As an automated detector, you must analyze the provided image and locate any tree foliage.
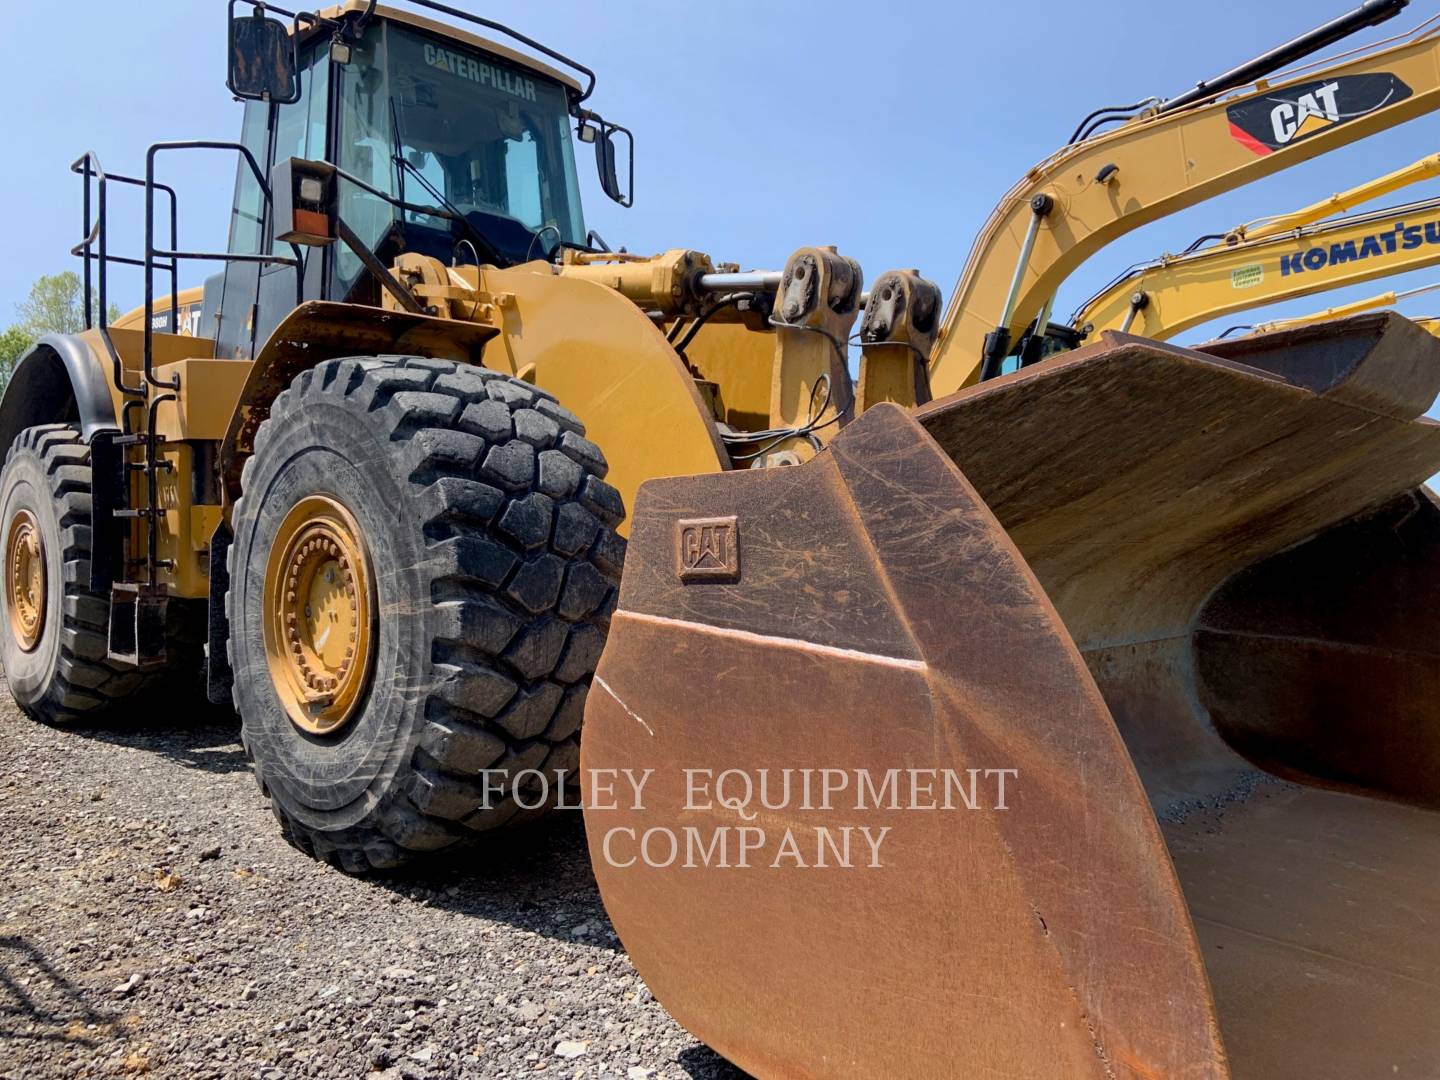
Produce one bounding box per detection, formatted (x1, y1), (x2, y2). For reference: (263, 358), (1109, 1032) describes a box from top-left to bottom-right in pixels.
(0, 326), (30, 388)
(0, 272), (122, 392)
(16, 271), (119, 337)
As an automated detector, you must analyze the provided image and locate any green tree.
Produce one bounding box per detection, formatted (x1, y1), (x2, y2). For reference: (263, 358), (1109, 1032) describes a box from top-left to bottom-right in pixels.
(16, 271), (118, 337)
(0, 325), (31, 390)
(0, 272), (122, 393)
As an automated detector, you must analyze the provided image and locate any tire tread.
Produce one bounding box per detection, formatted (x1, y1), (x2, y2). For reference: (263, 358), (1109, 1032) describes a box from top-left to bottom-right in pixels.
(230, 358), (623, 872)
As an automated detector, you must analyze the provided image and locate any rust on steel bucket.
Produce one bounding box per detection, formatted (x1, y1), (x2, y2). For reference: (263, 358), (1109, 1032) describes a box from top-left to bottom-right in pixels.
(584, 313), (1440, 1078)
(916, 313), (1440, 1077)
(583, 403), (1225, 1078)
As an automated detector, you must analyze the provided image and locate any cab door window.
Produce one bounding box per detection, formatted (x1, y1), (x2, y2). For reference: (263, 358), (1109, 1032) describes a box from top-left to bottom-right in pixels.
(270, 46), (332, 256)
(227, 100), (269, 256)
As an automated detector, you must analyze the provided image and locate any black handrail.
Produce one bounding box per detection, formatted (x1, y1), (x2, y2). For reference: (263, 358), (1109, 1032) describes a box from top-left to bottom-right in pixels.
(349, 0), (597, 104)
(235, 0), (598, 104)
(70, 152), (179, 405)
(142, 140), (304, 392)
(70, 139), (306, 590)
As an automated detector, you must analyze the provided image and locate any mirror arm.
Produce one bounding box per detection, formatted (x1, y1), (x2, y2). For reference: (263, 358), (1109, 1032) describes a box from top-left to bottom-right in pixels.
(587, 115), (634, 209)
(611, 121), (634, 209)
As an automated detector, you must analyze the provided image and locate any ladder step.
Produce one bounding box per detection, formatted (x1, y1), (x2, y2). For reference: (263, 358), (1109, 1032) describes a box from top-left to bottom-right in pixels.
(114, 434), (167, 447)
(112, 508), (159, 519)
(107, 585), (168, 670)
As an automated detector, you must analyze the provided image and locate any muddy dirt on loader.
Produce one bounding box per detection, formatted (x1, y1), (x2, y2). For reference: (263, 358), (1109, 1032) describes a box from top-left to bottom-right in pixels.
(583, 312), (1440, 1079)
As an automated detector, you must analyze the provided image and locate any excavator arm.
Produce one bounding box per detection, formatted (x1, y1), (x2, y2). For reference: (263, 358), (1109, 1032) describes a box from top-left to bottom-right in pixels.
(929, 0), (1440, 392)
(1247, 283), (1440, 333)
(1072, 157), (1440, 341)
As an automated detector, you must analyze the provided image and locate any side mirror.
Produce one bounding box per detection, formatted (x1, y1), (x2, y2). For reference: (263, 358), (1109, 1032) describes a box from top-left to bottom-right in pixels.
(585, 118), (634, 208)
(227, 2), (300, 104)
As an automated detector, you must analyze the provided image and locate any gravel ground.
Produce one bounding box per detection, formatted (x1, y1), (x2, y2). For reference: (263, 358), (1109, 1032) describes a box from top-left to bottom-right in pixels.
(0, 683), (745, 1080)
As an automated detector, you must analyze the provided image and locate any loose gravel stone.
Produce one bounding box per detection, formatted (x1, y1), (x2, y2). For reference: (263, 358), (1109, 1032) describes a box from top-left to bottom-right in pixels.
(0, 682), (746, 1079)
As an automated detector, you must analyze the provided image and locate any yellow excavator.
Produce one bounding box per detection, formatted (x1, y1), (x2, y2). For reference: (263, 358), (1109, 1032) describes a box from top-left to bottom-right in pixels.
(2, 1), (1439, 1077)
(1072, 152), (1440, 342)
(926, 0), (1440, 388)
(1241, 283), (1440, 334)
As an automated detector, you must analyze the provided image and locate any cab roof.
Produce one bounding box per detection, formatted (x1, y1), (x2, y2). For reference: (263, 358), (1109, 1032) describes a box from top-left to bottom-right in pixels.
(312, 2), (583, 95)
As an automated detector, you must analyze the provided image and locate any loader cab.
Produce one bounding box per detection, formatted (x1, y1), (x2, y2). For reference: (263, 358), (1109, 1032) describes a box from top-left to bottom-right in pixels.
(209, 4), (604, 360)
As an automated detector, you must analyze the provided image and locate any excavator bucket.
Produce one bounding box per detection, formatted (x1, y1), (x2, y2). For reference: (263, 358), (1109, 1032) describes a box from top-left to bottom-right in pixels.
(582, 312), (1440, 1078)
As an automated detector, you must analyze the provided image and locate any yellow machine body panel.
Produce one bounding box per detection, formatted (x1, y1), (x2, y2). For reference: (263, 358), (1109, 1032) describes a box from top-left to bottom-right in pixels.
(678, 322), (774, 431)
(215, 271), (731, 541)
(153, 443), (221, 600)
(71, 328), (215, 433)
(152, 359), (251, 442)
(112, 286), (206, 336)
(458, 265), (730, 529)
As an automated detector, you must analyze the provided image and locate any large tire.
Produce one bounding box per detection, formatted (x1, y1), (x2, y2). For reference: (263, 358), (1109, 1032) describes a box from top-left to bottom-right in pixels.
(0, 425), (153, 722)
(228, 356), (625, 872)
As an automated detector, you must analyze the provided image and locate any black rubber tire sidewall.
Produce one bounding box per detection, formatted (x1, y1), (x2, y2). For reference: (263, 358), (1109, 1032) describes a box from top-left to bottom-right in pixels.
(0, 443), (66, 707)
(230, 407), (425, 831)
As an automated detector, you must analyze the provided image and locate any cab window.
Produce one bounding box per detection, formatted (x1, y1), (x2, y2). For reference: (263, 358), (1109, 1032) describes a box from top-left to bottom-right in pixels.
(270, 46), (332, 255)
(228, 100), (269, 256)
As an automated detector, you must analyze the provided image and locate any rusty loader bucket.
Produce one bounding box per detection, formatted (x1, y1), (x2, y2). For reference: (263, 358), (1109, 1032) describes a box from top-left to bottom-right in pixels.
(582, 312), (1440, 1078)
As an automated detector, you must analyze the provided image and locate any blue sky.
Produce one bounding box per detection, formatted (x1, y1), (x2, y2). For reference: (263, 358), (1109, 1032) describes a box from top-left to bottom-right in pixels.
(3, 0), (1440, 344)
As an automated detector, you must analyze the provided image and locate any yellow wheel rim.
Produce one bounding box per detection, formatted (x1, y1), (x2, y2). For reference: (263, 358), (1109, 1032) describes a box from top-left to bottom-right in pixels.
(5, 509), (45, 653)
(263, 495), (376, 736)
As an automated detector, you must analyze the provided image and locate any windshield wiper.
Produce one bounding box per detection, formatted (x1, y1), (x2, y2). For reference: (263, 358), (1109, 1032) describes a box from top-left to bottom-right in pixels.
(387, 98), (508, 267)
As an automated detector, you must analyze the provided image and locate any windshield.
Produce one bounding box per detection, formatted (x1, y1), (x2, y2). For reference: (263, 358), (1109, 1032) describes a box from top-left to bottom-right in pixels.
(335, 21), (586, 289)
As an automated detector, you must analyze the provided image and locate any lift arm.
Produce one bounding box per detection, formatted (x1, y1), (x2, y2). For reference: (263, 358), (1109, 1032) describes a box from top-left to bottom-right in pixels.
(929, 5), (1440, 392)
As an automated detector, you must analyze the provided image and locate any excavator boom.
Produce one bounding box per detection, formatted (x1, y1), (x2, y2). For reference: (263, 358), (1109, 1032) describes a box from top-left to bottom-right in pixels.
(930, 3), (1440, 390)
(1074, 189), (1440, 340)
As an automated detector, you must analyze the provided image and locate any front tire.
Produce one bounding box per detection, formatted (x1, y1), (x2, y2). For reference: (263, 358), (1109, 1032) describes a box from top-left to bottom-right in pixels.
(228, 356), (624, 872)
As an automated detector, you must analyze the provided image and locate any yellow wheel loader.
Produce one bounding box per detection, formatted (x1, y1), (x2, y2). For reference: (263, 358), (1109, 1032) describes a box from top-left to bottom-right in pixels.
(5, 0), (884, 869)
(111, 286), (206, 337)
(2, 1), (1440, 1077)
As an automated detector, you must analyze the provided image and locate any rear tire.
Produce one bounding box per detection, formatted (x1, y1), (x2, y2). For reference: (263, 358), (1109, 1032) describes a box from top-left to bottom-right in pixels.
(0, 425), (154, 722)
(228, 356), (624, 872)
